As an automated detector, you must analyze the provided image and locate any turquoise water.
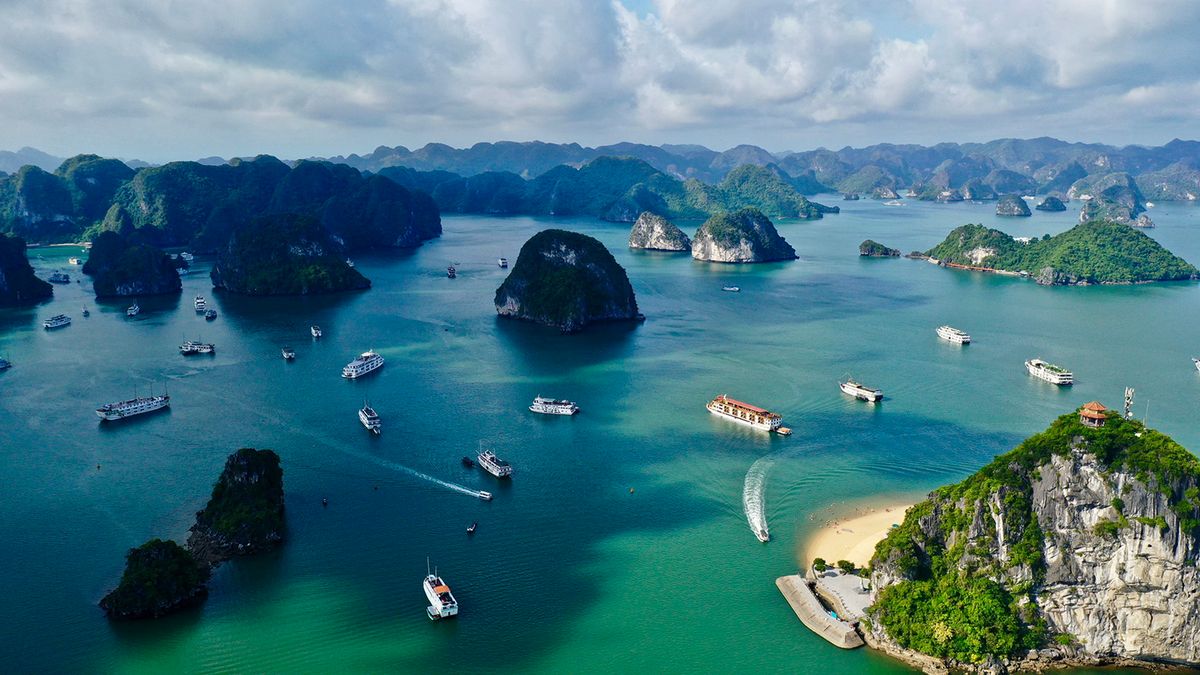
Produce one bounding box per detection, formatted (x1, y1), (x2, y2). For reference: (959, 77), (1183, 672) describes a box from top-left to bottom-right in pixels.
(3, 199), (1198, 673)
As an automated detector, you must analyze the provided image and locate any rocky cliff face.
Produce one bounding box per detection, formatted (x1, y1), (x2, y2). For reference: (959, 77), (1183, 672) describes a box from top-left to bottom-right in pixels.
(210, 214), (369, 295)
(187, 448), (285, 566)
(995, 194), (1031, 216)
(99, 539), (209, 620)
(628, 212), (690, 251)
(1073, 173), (1146, 225)
(867, 410), (1200, 672)
(859, 239), (900, 257)
(495, 228), (641, 333)
(691, 208), (796, 263)
(0, 233), (53, 306)
(82, 231), (181, 297)
(1035, 196), (1067, 212)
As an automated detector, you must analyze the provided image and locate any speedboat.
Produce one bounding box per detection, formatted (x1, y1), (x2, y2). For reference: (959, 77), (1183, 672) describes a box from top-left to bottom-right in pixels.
(282, 347), (296, 360)
(205, 309), (217, 320)
(311, 325), (322, 338)
(68, 257), (81, 265)
(722, 286), (740, 292)
(447, 265), (456, 278)
(466, 522), (477, 535)
(81, 307), (90, 317)
(126, 303), (140, 317)
(756, 528), (770, 543)
(477, 491), (493, 501)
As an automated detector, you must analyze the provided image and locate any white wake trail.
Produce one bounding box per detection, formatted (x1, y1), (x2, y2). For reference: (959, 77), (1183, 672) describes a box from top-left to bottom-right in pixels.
(743, 456), (772, 541)
(359, 454), (488, 500)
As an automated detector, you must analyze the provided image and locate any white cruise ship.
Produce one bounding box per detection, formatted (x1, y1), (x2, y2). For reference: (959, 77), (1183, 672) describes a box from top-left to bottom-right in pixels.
(424, 567), (459, 620)
(529, 395), (579, 415)
(477, 449), (512, 478)
(42, 314), (72, 329)
(1026, 358), (1073, 385)
(359, 403), (381, 434)
(342, 350), (384, 379)
(96, 393), (170, 421)
(840, 379), (882, 403)
(194, 295), (207, 311)
(706, 394), (788, 433)
(936, 325), (971, 344)
(180, 340), (215, 355)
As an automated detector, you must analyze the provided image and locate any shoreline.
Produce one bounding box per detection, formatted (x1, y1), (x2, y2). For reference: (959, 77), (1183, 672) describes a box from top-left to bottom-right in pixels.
(801, 502), (913, 568)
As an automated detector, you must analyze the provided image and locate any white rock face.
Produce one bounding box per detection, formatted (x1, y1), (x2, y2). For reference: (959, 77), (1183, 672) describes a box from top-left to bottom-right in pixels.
(627, 212), (690, 251)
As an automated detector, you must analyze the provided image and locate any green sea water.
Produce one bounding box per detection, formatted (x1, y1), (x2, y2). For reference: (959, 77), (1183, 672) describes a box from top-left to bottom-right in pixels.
(3, 198), (1199, 673)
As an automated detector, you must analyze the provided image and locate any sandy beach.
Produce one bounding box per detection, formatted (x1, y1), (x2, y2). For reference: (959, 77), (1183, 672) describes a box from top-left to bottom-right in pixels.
(803, 504), (913, 568)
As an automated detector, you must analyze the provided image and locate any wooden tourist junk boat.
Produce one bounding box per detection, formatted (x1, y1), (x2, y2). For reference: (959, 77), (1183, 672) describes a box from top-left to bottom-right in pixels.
(706, 394), (791, 435)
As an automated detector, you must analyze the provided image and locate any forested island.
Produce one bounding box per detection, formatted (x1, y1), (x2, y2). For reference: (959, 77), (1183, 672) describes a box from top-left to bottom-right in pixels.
(691, 208), (796, 263)
(0, 233), (53, 306)
(210, 214), (370, 295)
(82, 231), (182, 297)
(925, 220), (1198, 285)
(866, 408), (1200, 671)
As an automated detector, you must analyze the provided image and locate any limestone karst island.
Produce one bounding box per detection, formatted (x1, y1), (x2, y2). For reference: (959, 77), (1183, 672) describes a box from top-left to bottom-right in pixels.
(4, 2), (1200, 674)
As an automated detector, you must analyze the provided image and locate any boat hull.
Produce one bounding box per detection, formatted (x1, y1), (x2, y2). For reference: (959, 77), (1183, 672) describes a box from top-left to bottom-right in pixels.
(706, 402), (779, 432)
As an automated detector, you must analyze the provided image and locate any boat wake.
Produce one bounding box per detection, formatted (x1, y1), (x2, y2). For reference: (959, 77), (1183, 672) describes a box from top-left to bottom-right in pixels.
(743, 457), (772, 541)
(358, 453), (489, 500)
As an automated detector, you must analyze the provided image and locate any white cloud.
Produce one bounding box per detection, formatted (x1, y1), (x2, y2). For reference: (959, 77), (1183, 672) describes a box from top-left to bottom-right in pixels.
(0, 0), (1196, 160)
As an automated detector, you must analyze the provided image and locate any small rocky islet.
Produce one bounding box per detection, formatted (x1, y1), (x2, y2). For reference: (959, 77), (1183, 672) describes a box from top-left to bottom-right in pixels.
(690, 208), (796, 263)
(627, 211), (690, 252)
(81, 230), (182, 298)
(858, 239), (900, 257)
(100, 448), (284, 620)
(994, 194), (1031, 217)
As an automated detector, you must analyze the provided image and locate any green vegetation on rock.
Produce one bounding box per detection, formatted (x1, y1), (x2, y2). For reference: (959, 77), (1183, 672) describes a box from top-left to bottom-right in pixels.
(859, 240), (900, 257)
(210, 214), (370, 295)
(691, 208), (796, 263)
(99, 539), (210, 620)
(82, 231), (181, 298)
(495, 229), (640, 333)
(187, 448), (285, 564)
(995, 194), (1031, 216)
(0, 233), (53, 305)
(925, 221), (1198, 284)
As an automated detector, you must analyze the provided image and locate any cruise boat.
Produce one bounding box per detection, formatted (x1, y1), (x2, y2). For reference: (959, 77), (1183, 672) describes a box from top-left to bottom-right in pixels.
(840, 379), (883, 403)
(466, 522), (477, 535)
(282, 347), (296, 360)
(447, 265), (456, 279)
(529, 395), (580, 415)
(194, 295), (207, 311)
(126, 303), (140, 317)
(722, 286), (741, 292)
(936, 325), (971, 344)
(498, 257), (508, 268)
(179, 340), (215, 355)
(423, 564), (459, 620)
(706, 394), (787, 433)
(310, 325), (322, 338)
(68, 257), (81, 265)
(95, 393), (170, 421)
(48, 271), (70, 284)
(42, 314), (71, 329)
(477, 449), (513, 478)
(205, 309), (217, 320)
(359, 402), (382, 434)
(1026, 358), (1073, 386)
(342, 350), (384, 379)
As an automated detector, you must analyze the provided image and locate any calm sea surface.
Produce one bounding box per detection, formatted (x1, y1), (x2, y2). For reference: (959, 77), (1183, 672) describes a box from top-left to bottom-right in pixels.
(3, 198), (1198, 673)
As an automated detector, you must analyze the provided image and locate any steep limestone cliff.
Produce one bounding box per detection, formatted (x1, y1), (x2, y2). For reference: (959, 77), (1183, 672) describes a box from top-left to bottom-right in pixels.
(187, 448), (285, 566)
(0, 233), (53, 305)
(995, 194), (1031, 217)
(691, 208), (796, 263)
(866, 408), (1200, 672)
(82, 230), (181, 297)
(628, 211), (690, 251)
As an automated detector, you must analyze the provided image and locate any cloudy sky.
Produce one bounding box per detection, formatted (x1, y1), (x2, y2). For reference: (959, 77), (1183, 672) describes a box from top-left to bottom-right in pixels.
(1, 0), (1197, 161)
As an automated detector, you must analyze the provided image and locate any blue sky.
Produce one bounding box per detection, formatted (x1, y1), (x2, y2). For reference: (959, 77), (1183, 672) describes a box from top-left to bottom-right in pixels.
(0, 0), (1196, 161)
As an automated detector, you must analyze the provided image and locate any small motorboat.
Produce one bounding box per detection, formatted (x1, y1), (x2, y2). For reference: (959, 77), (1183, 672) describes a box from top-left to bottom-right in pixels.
(498, 257), (508, 268)
(447, 265), (457, 279)
(461, 456), (475, 468)
(722, 286), (740, 292)
(81, 307), (90, 317)
(68, 257), (81, 265)
(282, 347), (296, 360)
(466, 522), (477, 535)
(311, 325), (322, 338)
(756, 528), (770, 543)
(478, 491), (493, 501)
(126, 302), (140, 317)
(346, 258), (355, 268)
(205, 308), (217, 320)
(1193, 357), (1200, 373)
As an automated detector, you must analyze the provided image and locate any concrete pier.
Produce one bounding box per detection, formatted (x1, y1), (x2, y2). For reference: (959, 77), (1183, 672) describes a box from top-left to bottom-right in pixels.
(775, 575), (864, 649)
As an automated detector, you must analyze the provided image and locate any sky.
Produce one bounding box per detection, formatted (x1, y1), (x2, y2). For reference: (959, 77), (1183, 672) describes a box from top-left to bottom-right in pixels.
(1, 0), (1197, 162)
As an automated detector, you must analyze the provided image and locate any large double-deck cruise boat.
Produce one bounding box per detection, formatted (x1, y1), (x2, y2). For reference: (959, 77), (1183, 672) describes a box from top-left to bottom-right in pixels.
(706, 394), (788, 433)
(529, 395), (579, 415)
(42, 314), (71, 329)
(936, 325), (971, 344)
(1026, 358), (1073, 385)
(95, 393), (170, 421)
(477, 449), (512, 478)
(840, 379), (882, 403)
(194, 295), (207, 311)
(423, 564), (459, 620)
(180, 340), (215, 355)
(359, 403), (381, 434)
(342, 350), (384, 378)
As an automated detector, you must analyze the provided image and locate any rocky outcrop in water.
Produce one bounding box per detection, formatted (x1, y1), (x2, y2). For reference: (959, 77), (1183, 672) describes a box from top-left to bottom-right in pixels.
(99, 539), (210, 620)
(1073, 173), (1146, 225)
(866, 409), (1200, 672)
(628, 212), (690, 251)
(82, 230), (181, 297)
(872, 186), (899, 199)
(995, 194), (1031, 216)
(495, 229), (641, 333)
(0, 233), (53, 305)
(210, 214), (369, 295)
(187, 448), (285, 566)
(691, 208), (796, 263)
(1034, 196), (1066, 212)
(859, 240), (900, 257)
